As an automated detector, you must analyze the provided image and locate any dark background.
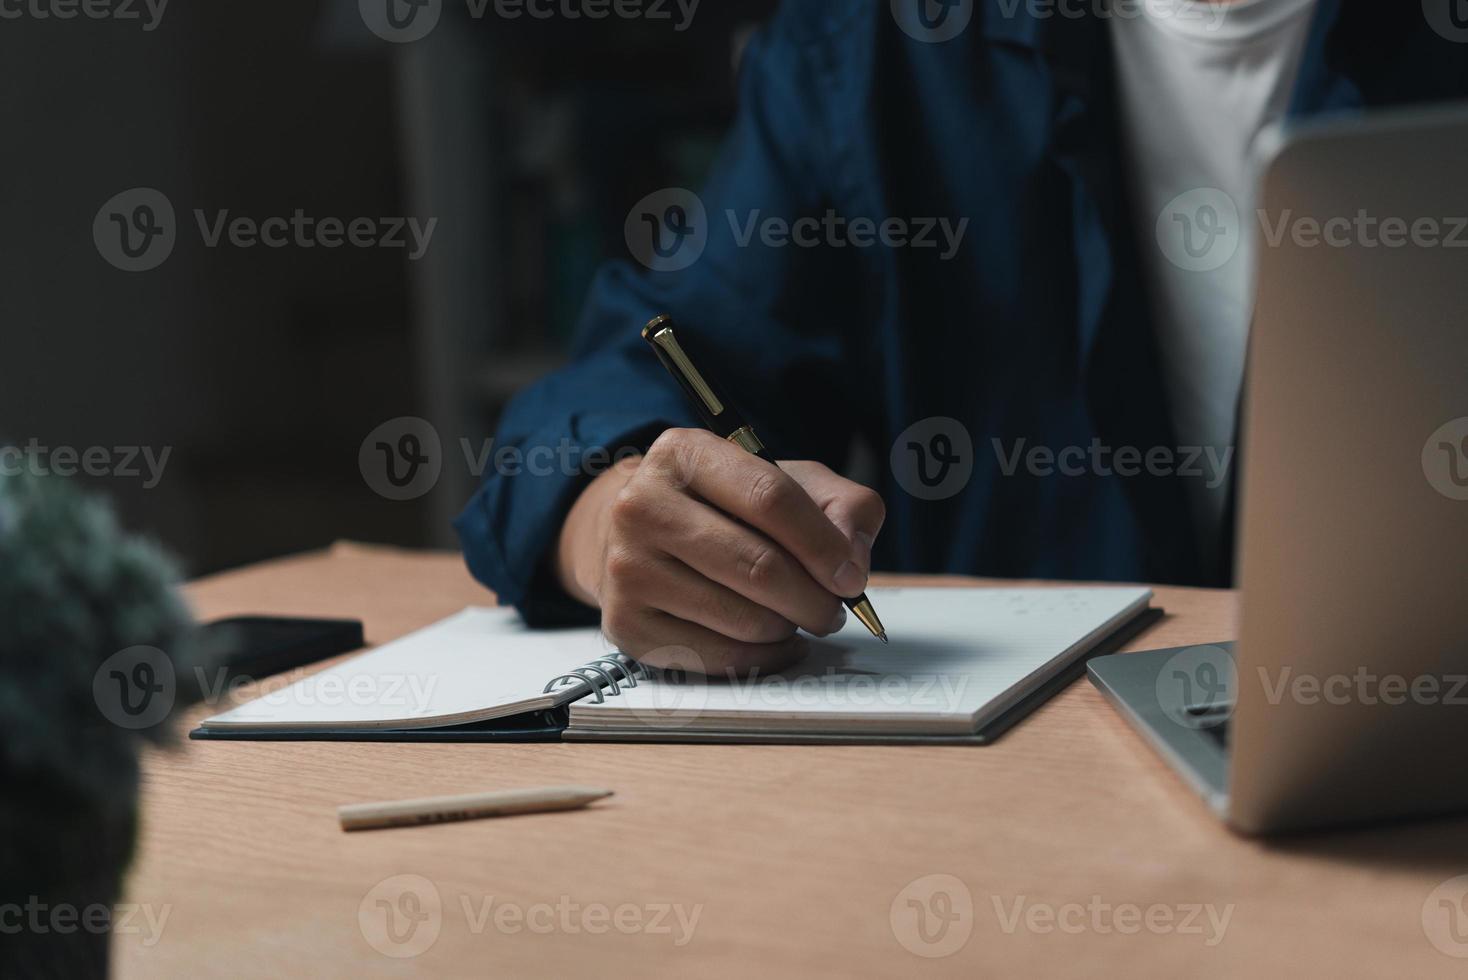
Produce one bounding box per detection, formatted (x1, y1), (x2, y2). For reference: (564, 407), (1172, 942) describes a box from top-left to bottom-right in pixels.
(0, 0), (778, 576)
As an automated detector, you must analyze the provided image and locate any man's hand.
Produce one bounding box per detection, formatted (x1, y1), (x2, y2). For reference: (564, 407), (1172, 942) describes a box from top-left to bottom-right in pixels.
(555, 428), (885, 675)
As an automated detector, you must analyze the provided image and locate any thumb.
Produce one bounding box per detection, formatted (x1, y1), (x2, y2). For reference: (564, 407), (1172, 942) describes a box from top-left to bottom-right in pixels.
(781, 461), (887, 575)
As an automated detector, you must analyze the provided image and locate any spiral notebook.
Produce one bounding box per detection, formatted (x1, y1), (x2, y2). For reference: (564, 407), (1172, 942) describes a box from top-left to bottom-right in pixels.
(191, 587), (1158, 745)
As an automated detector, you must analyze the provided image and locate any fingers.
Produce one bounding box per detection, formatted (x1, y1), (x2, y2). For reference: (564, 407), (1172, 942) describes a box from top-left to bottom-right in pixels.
(781, 460), (887, 575)
(644, 429), (870, 598)
(604, 547), (799, 645)
(655, 497), (848, 636)
(604, 605), (809, 677)
(589, 428), (884, 677)
(606, 478), (844, 636)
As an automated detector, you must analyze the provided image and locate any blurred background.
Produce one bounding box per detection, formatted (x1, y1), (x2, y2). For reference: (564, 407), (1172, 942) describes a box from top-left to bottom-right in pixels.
(0, 0), (778, 576)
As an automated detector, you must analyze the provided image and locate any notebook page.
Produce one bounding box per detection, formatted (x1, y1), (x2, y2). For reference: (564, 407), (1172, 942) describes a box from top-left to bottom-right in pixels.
(200, 607), (612, 730)
(570, 587), (1152, 736)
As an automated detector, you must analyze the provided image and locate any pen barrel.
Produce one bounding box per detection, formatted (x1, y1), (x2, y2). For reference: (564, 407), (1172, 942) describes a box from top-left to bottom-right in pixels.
(647, 342), (726, 433)
(642, 315), (756, 439)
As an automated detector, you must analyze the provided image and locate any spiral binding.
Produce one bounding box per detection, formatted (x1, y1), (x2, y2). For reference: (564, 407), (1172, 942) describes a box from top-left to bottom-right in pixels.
(542, 655), (652, 704)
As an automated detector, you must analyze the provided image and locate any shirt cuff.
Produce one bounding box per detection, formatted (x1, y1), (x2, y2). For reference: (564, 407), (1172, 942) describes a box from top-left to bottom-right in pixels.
(453, 413), (672, 627)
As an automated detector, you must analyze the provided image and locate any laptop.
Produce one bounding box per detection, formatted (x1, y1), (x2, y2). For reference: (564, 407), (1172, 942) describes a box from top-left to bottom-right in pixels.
(1088, 102), (1468, 835)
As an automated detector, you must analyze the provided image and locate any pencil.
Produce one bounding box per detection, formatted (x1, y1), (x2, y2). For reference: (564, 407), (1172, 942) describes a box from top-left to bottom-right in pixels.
(338, 785), (614, 832)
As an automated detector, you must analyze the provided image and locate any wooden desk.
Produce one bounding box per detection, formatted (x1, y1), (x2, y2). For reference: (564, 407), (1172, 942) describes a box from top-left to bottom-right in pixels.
(114, 543), (1468, 978)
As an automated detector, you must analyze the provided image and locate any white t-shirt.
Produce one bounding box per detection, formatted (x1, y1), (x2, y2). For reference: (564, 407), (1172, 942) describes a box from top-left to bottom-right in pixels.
(1110, 0), (1317, 562)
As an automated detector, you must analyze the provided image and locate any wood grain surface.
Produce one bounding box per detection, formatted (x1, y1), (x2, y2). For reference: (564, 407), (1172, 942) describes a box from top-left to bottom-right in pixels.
(110, 542), (1468, 978)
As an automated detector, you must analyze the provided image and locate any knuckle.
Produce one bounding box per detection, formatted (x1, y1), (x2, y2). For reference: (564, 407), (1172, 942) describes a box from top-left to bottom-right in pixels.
(853, 486), (886, 524)
(646, 428), (706, 488)
(739, 543), (782, 593)
(608, 484), (651, 528)
(602, 546), (645, 588)
(745, 470), (793, 520)
(647, 427), (697, 461)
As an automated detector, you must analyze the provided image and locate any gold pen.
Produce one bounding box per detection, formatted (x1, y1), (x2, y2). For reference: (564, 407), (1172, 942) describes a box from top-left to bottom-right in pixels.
(641, 314), (887, 643)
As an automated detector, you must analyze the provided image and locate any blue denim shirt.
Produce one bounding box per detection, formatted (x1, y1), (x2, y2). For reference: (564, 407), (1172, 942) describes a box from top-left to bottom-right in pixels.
(456, 0), (1468, 623)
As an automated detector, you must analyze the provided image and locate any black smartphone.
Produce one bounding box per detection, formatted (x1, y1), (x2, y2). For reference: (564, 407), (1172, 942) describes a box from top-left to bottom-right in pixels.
(198, 616), (364, 683)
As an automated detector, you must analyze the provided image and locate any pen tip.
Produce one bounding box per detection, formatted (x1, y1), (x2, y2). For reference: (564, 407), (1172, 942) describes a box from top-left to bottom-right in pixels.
(879, 633), (888, 644)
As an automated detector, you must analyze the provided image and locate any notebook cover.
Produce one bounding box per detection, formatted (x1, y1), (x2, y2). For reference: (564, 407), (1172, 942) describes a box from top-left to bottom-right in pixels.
(189, 708), (569, 743)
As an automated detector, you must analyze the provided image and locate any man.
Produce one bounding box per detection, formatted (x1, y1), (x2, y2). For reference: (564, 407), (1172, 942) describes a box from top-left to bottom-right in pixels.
(456, 0), (1468, 671)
